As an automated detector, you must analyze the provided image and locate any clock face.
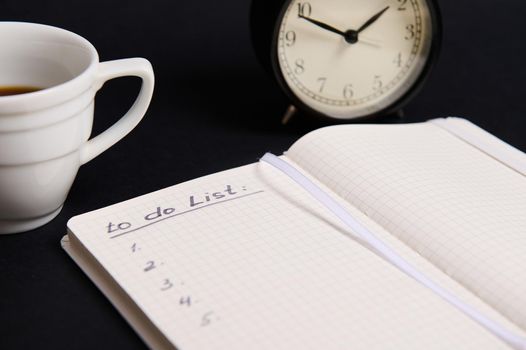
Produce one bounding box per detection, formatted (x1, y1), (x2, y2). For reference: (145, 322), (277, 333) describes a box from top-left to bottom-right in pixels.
(275, 0), (436, 119)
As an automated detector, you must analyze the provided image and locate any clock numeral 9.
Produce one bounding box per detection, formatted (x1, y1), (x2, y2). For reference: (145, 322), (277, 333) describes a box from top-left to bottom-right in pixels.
(285, 31), (296, 47)
(373, 76), (383, 92)
(397, 0), (408, 11)
(343, 84), (354, 99)
(297, 2), (312, 17)
(405, 24), (415, 40)
(295, 59), (305, 75)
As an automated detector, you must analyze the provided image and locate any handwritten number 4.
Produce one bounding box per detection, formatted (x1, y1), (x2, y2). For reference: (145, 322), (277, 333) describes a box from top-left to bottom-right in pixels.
(180, 296), (192, 307)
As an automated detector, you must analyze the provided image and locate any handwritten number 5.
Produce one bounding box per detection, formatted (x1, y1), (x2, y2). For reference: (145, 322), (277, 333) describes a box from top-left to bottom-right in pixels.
(201, 311), (214, 327)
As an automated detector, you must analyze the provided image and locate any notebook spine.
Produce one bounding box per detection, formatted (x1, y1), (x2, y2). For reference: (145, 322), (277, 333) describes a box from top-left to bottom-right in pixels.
(261, 152), (526, 350)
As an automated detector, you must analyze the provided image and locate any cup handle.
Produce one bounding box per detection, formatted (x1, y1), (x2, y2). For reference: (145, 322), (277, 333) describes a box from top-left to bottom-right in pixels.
(80, 58), (155, 165)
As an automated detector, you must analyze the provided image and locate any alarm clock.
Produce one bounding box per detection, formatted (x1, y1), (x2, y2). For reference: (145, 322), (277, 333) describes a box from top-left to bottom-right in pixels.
(250, 0), (442, 121)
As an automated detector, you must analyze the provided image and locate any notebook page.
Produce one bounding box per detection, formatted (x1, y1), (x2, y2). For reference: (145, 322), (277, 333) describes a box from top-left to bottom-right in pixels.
(67, 161), (516, 350)
(287, 120), (526, 331)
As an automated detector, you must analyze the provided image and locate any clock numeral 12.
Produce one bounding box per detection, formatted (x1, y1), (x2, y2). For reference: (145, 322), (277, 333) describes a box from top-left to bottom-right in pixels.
(297, 2), (312, 17)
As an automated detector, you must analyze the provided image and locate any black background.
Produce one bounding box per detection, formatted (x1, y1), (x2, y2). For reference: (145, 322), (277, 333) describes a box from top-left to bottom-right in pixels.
(1, 0), (525, 349)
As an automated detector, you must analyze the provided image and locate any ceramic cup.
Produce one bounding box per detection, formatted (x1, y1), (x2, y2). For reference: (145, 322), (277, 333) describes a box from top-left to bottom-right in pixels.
(0, 22), (155, 234)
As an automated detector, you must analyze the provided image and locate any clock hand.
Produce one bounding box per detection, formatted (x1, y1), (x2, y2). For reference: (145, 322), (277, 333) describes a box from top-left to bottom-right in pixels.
(356, 6), (390, 33)
(298, 14), (346, 38)
(360, 37), (382, 48)
(299, 11), (387, 46)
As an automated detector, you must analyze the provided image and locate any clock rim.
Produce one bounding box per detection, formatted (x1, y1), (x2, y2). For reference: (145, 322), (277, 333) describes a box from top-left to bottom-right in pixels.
(268, 0), (443, 121)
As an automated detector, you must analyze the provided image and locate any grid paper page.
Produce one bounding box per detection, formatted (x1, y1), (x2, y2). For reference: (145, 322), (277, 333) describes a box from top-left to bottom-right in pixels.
(287, 120), (526, 331)
(68, 161), (517, 350)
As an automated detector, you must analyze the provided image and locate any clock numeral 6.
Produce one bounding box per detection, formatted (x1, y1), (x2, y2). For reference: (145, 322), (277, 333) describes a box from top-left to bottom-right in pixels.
(405, 24), (415, 40)
(285, 31), (296, 47)
(397, 0), (408, 11)
(297, 2), (312, 17)
(343, 84), (354, 99)
(295, 59), (305, 75)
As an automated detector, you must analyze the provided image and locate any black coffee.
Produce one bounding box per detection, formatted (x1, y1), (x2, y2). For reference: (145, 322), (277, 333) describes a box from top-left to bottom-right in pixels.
(0, 86), (42, 97)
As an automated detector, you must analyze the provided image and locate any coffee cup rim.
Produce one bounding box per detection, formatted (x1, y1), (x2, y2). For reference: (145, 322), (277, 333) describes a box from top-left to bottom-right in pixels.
(0, 21), (99, 113)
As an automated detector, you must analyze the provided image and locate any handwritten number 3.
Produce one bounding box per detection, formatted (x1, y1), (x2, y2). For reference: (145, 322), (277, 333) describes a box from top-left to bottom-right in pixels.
(161, 279), (173, 291)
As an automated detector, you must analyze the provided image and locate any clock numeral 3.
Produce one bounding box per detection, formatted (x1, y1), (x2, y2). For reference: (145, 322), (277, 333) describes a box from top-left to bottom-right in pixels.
(297, 2), (312, 18)
(343, 84), (354, 99)
(397, 0), (408, 11)
(285, 31), (296, 47)
(295, 59), (305, 75)
(405, 24), (415, 40)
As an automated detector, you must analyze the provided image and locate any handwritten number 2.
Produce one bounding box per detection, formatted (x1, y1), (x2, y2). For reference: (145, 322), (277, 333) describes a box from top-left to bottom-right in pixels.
(144, 261), (156, 272)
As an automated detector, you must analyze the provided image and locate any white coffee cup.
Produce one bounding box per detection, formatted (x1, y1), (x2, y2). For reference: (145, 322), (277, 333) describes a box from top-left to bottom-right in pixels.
(0, 22), (155, 234)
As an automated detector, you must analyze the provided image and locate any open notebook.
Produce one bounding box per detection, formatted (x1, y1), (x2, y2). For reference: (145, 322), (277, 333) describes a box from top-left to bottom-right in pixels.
(62, 118), (526, 350)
